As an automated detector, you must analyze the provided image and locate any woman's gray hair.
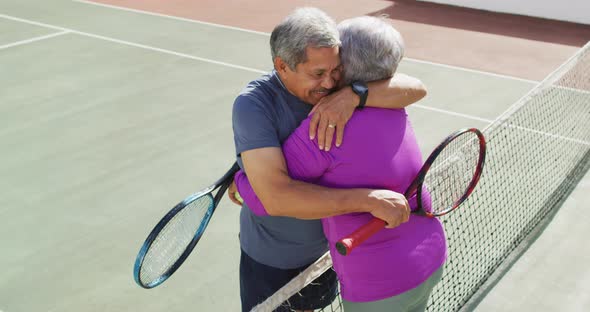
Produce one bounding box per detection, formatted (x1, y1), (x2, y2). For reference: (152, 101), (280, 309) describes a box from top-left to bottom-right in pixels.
(338, 16), (405, 84)
(270, 7), (341, 70)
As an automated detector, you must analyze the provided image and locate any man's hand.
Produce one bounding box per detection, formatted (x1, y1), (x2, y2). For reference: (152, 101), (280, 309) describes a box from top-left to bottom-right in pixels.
(308, 87), (357, 151)
(227, 180), (242, 206)
(367, 190), (410, 228)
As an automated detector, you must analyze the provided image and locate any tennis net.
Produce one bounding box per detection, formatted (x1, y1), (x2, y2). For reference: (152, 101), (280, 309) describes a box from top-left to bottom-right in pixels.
(251, 42), (590, 312)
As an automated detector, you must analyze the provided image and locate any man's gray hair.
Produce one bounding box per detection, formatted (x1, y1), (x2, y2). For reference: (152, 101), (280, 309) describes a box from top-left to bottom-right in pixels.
(338, 16), (405, 84)
(270, 7), (341, 70)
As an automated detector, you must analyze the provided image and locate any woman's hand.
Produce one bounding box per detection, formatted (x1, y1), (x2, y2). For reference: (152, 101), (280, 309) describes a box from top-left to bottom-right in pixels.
(308, 87), (357, 151)
(227, 180), (243, 206)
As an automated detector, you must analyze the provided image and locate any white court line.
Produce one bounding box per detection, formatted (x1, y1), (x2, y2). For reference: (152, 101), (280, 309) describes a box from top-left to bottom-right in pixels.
(413, 104), (493, 123)
(406, 59), (537, 84)
(509, 124), (590, 146)
(0, 30), (69, 50)
(0, 13), (266, 74)
(72, 0), (539, 84)
(2, 13), (586, 147)
(72, 0), (269, 36)
(415, 104), (589, 146)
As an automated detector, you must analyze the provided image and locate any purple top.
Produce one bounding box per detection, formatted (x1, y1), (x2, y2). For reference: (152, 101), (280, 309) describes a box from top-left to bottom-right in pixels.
(235, 108), (447, 302)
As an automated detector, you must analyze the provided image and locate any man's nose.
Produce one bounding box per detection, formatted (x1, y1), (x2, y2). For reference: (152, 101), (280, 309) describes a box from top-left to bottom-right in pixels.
(321, 74), (335, 90)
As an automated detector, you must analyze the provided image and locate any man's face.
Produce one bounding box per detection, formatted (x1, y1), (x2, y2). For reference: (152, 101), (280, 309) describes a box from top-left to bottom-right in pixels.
(276, 46), (342, 105)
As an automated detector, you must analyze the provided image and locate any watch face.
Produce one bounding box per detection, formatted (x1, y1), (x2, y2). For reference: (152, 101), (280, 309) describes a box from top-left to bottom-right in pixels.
(352, 81), (368, 94)
(351, 81), (369, 109)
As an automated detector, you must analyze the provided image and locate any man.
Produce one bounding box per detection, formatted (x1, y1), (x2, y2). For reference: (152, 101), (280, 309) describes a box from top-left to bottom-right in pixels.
(230, 7), (427, 311)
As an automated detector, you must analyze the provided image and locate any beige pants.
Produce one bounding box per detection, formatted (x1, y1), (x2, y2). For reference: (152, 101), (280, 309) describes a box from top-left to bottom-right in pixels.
(343, 266), (444, 312)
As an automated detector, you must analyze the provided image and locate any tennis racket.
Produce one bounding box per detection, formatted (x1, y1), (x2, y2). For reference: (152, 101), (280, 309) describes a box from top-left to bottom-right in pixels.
(336, 128), (486, 256)
(133, 162), (240, 288)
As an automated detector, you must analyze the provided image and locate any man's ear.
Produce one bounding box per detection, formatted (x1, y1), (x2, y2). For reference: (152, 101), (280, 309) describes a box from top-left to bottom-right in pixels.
(273, 57), (289, 74)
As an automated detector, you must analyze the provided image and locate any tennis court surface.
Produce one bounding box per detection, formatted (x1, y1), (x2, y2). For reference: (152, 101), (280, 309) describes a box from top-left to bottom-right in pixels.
(1, 1), (589, 311)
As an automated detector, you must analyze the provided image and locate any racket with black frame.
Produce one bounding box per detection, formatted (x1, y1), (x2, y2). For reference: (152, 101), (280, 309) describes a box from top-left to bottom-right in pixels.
(336, 128), (486, 256)
(133, 162), (239, 288)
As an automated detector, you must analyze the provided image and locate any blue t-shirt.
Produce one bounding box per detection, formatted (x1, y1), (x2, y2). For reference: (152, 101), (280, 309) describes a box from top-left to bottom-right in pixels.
(232, 71), (328, 269)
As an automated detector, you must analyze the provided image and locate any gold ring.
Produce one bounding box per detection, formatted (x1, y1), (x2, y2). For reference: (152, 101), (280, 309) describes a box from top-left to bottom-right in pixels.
(328, 124), (336, 128)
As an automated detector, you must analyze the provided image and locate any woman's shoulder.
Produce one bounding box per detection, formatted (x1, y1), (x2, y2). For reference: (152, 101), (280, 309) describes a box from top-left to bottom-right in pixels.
(347, 107), (408, 128)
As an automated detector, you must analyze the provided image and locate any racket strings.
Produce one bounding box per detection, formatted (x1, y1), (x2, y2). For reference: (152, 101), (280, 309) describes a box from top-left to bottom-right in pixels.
(423, 133), (482, 214)
(139, 195), (214, 286)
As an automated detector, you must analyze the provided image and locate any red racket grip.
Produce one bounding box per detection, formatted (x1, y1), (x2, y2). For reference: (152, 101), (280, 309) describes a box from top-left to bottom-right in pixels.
(335, 218), (386, 256)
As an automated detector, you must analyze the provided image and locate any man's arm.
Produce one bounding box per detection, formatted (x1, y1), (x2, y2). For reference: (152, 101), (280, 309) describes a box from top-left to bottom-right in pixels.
(309, 73), (426, 151)
(365, 73), (427, 109)
(232, 118), (333, 217)
(240, 146), (410, 228)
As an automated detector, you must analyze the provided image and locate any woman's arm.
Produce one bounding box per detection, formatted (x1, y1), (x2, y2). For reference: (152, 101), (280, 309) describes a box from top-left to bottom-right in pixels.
(234, 169), (269, 216)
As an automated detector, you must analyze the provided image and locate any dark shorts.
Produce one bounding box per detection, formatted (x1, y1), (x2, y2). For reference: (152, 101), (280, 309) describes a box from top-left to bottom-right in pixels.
(239, 249), (338, 312)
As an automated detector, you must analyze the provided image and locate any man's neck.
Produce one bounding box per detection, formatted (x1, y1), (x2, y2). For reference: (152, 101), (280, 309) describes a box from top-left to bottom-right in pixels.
(273, 70), (289, 91)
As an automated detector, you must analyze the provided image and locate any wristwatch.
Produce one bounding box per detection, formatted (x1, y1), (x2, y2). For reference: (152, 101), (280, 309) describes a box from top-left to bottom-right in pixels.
(351, 81), (369, 109)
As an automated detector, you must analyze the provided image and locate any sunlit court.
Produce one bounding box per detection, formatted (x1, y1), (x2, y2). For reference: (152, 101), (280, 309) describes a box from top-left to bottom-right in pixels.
(1, 1), (589, 311)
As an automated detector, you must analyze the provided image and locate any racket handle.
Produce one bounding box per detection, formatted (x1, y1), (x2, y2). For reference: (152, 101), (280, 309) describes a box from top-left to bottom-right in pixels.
(335, 218), (386, 256)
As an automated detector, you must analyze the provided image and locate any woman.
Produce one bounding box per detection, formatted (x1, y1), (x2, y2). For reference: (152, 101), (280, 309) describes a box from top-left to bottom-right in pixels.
(234, 16), (446, 311)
